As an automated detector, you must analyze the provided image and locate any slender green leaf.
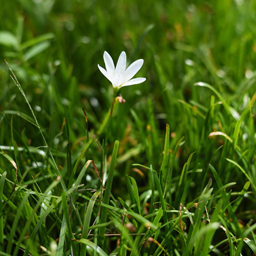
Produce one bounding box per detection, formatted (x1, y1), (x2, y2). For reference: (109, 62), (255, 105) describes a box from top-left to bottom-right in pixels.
(23, 41), (51, 61)
(79, 239), (108, 256)
(99, 141), (119, 245)
(81, 190), (101, 255)
(0, 172), (6, 251)
(21, 33), (54, 50)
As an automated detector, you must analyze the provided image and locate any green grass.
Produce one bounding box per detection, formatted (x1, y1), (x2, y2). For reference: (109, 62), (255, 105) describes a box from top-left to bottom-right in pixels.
(1, 0), (256, 255)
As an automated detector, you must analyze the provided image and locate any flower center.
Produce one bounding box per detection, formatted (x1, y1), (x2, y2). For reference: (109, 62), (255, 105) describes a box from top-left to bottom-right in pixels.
(112, 73), (125, 88)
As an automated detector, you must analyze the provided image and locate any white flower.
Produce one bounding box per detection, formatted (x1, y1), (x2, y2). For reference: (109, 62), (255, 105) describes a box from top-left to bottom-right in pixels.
(98, 51), (146, 89)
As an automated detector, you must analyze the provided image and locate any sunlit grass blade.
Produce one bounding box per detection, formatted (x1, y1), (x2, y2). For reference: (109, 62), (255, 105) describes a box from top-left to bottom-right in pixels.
(79, 238), (108, 256)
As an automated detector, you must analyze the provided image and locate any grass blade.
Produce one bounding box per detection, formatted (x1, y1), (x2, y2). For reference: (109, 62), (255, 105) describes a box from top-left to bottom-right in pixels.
(209, 164), (241, 236)
(6, 192), (30, 254)
(79, 239), (108, 256)
(0, 172), (6, 251)
(99, 140), (119, 246)
(81, 190), (101, 255)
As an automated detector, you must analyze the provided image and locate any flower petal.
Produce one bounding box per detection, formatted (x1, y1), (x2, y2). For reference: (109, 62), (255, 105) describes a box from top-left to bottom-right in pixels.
(98, 64), (113, 82)
(112, 73), (125, 88)
(103, 51), (115, 75)
(122, 77), (146, 87)
(124, 59), (144, 81)
(115, 51), (126, 74)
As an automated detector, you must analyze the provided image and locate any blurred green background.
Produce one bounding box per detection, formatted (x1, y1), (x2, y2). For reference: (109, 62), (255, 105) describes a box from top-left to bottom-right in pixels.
(1, 0), (256, 193)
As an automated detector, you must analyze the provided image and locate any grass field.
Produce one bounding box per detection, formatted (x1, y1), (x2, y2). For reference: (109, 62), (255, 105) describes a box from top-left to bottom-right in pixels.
(1, 0), (256, 255)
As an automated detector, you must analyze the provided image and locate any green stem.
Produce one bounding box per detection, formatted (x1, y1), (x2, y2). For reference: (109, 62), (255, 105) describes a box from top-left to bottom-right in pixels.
(105, 90), (118, 147)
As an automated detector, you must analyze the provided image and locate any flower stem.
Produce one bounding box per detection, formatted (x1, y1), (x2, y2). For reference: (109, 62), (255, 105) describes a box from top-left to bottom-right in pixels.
(105, 90), (118, 147)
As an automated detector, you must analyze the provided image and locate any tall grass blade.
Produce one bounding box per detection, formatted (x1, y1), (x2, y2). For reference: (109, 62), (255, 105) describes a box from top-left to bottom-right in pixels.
(80, 189), (101, 256)
(99, 141), (119, 245)
(6, 193), (30, 254)
(14, 180), (60, 256)
(0, 172), (6, 251)
(209, 164), (241, 236)
(57, 216), (67, 256)
(153, 172), (168, 232)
